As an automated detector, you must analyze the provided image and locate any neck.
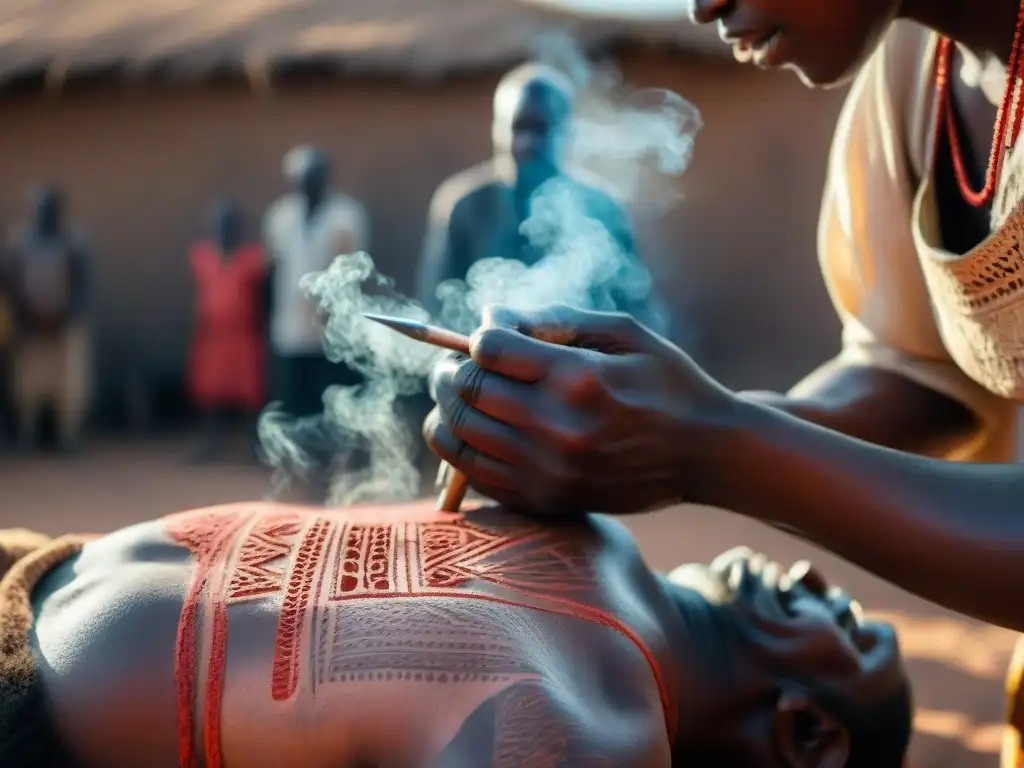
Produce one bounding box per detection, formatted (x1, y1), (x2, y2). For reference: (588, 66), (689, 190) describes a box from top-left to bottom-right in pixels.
(514, 165), (560, 197)
(900, 0), (1020, 64)
(656, 576), (754, 745)
(34, 223), (58, 239)
(304, 191), (325, 218)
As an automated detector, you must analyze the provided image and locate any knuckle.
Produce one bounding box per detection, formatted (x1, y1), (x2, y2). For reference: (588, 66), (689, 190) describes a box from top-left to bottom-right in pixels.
(558, 361), (607, 406)
(555, 425), (593, 454)
(455, 439), (477, 470)
(422, 410), (444, 447)
(452, 360), (487, 405)
(447, 395), (470, 434)
(469, 328), (507, 368)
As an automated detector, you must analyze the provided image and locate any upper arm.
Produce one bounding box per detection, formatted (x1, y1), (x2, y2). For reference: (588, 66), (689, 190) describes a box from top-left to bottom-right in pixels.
(810, 27), (1017, 460)
(416, 185), (462, 313)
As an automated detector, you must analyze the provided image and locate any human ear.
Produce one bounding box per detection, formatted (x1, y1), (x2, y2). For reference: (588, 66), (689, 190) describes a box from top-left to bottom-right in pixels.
(772, 688), (850, 768)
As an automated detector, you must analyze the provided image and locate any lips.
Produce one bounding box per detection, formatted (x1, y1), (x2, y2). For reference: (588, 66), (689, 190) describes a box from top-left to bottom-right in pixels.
(723, 27), (770, 47)
(719, 24), (786, 67)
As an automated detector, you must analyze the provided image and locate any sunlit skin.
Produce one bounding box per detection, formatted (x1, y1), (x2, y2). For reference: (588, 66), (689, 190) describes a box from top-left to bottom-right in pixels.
(21, 501), (909, 766)
(424, 0), (1024, 635)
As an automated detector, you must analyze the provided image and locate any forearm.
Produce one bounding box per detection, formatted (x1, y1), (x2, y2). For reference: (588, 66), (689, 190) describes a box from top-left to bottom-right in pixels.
(706, 397), (1024, 630)
(739, 364), (981, 458)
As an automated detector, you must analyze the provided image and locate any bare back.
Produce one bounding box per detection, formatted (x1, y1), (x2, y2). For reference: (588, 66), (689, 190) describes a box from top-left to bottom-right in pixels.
(31, 501), (678, 767)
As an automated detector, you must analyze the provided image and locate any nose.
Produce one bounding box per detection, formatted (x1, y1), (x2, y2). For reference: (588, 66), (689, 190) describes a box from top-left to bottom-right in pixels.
(689, 0), (732, 24)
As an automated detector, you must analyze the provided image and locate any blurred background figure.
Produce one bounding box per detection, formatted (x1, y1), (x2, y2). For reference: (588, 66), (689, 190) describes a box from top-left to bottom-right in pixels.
(416, 62), (664, 329)
(263, 146), (368, 420)
(186, 200), (268, 464)
(262, 146), (369, 500)
(5, 185), (91, 454)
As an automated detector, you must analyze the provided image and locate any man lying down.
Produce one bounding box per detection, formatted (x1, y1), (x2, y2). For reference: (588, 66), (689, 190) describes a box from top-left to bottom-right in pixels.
(0, 500), (911, 767)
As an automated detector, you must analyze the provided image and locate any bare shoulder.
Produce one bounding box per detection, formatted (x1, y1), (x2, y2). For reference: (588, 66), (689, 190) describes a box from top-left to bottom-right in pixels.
(30, 519), (189, 766)
(429, 161), (500, 219)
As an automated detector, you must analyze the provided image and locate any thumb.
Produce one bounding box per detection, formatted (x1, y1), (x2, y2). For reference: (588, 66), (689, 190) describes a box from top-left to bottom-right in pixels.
(481, 303), (652, 355)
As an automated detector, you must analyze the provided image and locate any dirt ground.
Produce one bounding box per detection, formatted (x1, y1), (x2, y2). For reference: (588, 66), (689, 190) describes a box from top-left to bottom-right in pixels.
(0, 435), (1015, 768)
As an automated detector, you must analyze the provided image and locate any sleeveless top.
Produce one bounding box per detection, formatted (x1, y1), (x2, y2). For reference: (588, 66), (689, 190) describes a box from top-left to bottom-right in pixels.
(811, 21), (1022, 461)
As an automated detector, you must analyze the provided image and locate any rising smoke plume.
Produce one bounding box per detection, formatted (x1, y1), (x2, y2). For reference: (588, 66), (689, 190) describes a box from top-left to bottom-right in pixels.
(259, 32), (703, 505)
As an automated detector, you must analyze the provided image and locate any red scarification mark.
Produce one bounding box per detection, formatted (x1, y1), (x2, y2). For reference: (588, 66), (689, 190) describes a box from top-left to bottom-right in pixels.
(165, 509), (252, 768)
(204, 601), (229, 768)
(271, 517), (334, 701)
(417, 520), (531, 590)
(331, 523), (397, 597)
(226, 512), (302, 601)
(429, 529), (596, 592)
(169, 506), (677, 767)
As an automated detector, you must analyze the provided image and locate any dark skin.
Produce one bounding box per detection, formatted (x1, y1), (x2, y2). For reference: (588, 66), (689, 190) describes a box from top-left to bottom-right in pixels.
(425, 0), (1024, 632)
(189, 201), (263, 464)
(416, 70), (660, 326)
(8, 185), (91, 334)
(27, 501), (907, 766)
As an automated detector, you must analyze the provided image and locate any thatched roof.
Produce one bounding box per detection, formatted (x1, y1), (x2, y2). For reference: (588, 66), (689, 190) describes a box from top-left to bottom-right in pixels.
(0, 0), (725, 89)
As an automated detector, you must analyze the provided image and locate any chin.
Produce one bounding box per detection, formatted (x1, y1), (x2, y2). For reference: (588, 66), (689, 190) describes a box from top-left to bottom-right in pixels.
(789, 32), (887, 89)
(789, 57), (863, 89)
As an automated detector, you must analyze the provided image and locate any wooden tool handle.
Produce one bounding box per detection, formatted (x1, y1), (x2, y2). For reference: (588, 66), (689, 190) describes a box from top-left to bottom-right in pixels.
(437, 469), (469, 512)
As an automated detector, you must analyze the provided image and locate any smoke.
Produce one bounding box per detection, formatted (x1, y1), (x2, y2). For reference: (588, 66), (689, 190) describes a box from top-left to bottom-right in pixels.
(258, 33), (702, 505)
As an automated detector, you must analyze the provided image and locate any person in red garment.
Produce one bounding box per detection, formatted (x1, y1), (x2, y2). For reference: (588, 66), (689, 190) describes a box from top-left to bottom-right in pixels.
(187, 201), (268, 463)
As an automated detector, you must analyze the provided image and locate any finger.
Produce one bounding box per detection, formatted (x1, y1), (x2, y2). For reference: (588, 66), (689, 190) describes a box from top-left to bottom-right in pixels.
(423, 410), (521, 492)
(470, 326), (576, 382)
(483, 303), (650, 353)
(427, 351), (467, 403)
(449, 362), (540, 427)
(438, 385), (536, 468)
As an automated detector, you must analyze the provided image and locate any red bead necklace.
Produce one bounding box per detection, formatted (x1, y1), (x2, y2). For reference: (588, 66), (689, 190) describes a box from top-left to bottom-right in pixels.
(934, 1), (1024, 208)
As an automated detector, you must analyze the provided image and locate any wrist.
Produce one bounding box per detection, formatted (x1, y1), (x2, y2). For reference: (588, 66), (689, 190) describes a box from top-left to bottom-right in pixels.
(675, 388), (764, 508)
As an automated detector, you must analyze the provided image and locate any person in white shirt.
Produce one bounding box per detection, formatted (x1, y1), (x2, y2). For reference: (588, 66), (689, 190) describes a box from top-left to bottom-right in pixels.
(262, 146), (368, 421)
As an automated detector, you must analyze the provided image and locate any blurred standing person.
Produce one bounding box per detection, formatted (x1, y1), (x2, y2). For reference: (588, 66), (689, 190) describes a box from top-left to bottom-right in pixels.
(6, 185), (91, 453)
(262, 146), (368, 495)
(186, 200), (268, 464)
(416, 63), (666, 332)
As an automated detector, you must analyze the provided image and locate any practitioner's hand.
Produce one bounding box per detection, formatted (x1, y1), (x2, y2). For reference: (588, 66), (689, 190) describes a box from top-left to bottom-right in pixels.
(424, 304), (737, 516)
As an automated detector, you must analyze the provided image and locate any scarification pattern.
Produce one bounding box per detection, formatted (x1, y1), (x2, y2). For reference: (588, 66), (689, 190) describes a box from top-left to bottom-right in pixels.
(489, 681), (619, 767)
(493, 682), (571, 767)
(226, 512), (302, 601)
(166, 506), (674, 768)
(332, 523), (398, 597)
(271, 517), (335, 701)
(165, 508), (253, 768)
(325, 600), (538, 684)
